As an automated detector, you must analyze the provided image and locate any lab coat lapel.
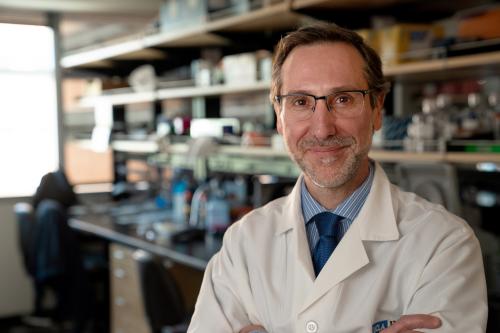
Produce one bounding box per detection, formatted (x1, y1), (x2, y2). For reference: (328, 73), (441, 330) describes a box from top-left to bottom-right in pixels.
(299, 163), (400, 312)
(293, 218), (316, 283)
(276, 175), (316, 297)
(356, 163), (399, 242)
(300, 219), (369, 312)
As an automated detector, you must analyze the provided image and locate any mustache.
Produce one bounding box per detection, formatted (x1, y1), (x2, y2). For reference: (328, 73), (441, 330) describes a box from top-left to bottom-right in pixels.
(299, 136), (355, 149)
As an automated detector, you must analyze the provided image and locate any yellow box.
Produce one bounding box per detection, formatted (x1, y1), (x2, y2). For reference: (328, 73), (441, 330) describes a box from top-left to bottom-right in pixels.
(356, 28), (380, 54)
(377, 24), (434, 65)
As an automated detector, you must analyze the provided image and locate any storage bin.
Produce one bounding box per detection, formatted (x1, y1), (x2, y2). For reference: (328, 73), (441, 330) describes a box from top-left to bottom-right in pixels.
(160, 0), (254, 31)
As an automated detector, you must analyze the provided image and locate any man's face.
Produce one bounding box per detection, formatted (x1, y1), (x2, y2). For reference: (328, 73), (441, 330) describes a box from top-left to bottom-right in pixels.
(274, 42), (383, 190)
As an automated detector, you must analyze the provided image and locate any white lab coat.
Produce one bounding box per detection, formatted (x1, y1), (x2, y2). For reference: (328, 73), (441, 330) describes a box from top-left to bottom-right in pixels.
(188, 163), (488, 333)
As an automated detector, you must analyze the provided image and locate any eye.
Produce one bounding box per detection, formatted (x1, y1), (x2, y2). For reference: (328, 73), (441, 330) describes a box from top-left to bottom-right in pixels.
(286, 95), (311, 109)
(334, 93), (354, 105)
(292, 96), (309, 106)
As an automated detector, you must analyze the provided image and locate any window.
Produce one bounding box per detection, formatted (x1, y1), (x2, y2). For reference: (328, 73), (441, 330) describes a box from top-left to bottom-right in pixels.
(0, 23), (59, 197)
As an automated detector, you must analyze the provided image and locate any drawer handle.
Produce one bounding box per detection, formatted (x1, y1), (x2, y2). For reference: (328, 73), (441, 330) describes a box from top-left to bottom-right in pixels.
(113, 250), (125, 260)
(115, 296), (125, 306)
(114, 268), (125, 279)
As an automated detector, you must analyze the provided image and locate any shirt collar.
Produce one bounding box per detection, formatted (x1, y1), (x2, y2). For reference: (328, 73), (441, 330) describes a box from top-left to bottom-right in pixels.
(301, 162), (375, 223)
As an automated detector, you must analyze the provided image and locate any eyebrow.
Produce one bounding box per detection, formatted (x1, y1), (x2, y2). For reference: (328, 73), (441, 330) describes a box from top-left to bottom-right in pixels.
(283, 86), (367, 95)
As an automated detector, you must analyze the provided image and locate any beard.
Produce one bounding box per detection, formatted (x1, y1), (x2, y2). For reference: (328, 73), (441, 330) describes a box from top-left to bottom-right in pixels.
(287, 135), (367, 189)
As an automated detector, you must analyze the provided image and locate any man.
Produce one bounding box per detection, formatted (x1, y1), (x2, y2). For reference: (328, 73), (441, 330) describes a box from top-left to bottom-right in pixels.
(188, 23), (487, 332)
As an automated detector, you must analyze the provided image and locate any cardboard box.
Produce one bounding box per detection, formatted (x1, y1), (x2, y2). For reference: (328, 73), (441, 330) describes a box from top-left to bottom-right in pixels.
(356, 28), (380, 54)
(220, 92), (270, 119)
(458, 6), (500, 40)
(377, 24), (435, 65)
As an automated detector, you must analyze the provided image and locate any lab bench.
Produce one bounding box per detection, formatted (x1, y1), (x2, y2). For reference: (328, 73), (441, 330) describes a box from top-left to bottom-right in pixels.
(69, 207), (222, 333)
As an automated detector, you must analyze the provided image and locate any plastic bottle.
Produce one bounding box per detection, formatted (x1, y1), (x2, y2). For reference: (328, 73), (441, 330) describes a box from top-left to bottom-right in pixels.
(189, 182), (210, 228)
(233, 176), (247, 205)
(171, 174), (188, 224)
(223, 176), (247, 207)
(488, 92), (500, 140)
(205, 179), (230, 235)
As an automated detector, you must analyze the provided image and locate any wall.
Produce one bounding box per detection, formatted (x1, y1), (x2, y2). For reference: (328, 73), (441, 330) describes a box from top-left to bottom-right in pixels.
(0, 197), (33, 317)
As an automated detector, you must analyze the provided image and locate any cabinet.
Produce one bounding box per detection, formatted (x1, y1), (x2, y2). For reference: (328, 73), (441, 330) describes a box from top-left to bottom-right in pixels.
(110, 243), (150, 333)
(108, 242), (204, 333)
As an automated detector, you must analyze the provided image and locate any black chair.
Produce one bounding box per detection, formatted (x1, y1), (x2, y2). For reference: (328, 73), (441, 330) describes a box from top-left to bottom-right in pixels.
(14, 169), (108, 333)
(14, 199), (94, 331)
(13, 202), (44, 317)
(32, 169), (78, 211)
(135, 250), (189, 333)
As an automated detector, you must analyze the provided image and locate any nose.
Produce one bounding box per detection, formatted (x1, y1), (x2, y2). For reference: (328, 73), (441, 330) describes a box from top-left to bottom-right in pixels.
(310, 99), (338, 139)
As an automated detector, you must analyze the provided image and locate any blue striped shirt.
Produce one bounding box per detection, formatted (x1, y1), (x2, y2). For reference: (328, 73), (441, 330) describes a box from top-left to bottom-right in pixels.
(301, 163), (374, 254)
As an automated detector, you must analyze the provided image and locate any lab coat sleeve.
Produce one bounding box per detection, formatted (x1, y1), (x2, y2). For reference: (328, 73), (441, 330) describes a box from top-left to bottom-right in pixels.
(188, 225), (254, 332)
(405, 224), (488, 332)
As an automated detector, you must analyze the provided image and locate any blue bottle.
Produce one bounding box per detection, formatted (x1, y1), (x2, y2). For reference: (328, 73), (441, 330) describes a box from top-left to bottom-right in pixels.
(172, 176), (188, 224)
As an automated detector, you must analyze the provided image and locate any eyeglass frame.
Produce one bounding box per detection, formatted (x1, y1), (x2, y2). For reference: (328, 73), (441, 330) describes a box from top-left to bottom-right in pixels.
(274, 89), (373, 117)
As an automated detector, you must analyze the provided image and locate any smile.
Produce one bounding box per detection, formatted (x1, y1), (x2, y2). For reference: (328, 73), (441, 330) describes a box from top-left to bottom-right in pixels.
(309, 145), (347, 153)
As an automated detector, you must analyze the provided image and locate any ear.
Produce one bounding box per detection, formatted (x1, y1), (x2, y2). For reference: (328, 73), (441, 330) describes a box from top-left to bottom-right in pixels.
(372, 93), (385, 131)
(274, 103), (283, 134)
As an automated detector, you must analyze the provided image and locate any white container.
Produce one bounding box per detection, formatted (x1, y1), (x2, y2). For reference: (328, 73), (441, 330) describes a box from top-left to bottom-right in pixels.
(222, 52), (257, 85)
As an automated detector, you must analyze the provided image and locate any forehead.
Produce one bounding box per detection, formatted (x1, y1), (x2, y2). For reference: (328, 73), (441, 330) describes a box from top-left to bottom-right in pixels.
(281, 42), (368, 92)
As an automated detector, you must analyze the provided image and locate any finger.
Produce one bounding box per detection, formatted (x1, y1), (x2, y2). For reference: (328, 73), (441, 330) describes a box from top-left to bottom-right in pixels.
(382, 315), (441, 332)
(382, 327), (425, 333)
(239, 325), (266, 333)
(398, 314), (442, 329)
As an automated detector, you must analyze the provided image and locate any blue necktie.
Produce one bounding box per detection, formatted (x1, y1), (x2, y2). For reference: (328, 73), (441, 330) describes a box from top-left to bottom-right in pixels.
(312, 212), (342, 276)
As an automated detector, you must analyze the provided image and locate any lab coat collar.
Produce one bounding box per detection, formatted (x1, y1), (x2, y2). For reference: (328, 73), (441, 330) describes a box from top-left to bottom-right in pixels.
(276, 163), (399, 241)
(356, 162), (400, 242)
(275, 174), (316, 286)
(276, 163), (400, 312)
(303, 163), (400, 311)
(275, 173), (304, 236)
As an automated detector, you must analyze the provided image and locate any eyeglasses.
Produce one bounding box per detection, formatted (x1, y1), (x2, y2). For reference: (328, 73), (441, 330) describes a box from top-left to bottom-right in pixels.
(274, 89), (372, 121)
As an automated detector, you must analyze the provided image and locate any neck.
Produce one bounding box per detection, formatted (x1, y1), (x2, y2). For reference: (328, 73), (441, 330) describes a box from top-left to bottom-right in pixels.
(304, 160), (371, 210)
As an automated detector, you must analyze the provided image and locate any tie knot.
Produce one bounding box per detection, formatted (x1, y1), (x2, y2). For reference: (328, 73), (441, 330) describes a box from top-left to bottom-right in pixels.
(313, 212), (341, 237)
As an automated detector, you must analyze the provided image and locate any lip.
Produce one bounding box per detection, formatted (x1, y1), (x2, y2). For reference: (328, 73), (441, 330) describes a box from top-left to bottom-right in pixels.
(308, 145), (347, 153)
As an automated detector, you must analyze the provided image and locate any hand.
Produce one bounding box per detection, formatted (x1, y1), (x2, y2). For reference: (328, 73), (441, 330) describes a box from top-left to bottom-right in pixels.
(382, 314), (441, 332)
(239, 324), (267, 333)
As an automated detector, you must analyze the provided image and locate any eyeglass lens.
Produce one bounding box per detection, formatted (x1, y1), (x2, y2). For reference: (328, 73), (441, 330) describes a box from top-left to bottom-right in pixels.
(281, 91), (366, 120)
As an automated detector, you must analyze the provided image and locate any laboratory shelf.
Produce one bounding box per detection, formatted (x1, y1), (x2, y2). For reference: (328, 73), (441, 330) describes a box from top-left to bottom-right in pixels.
(144, 143), (500, 177)
(79, 81), (271, 107)
(61, 2), (308, 68)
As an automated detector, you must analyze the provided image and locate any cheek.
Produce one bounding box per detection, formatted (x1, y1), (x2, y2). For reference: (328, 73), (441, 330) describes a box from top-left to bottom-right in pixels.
(336, 119), (372, 144)
(359, 121), (376, 145)
(282, 120), (308, 146)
